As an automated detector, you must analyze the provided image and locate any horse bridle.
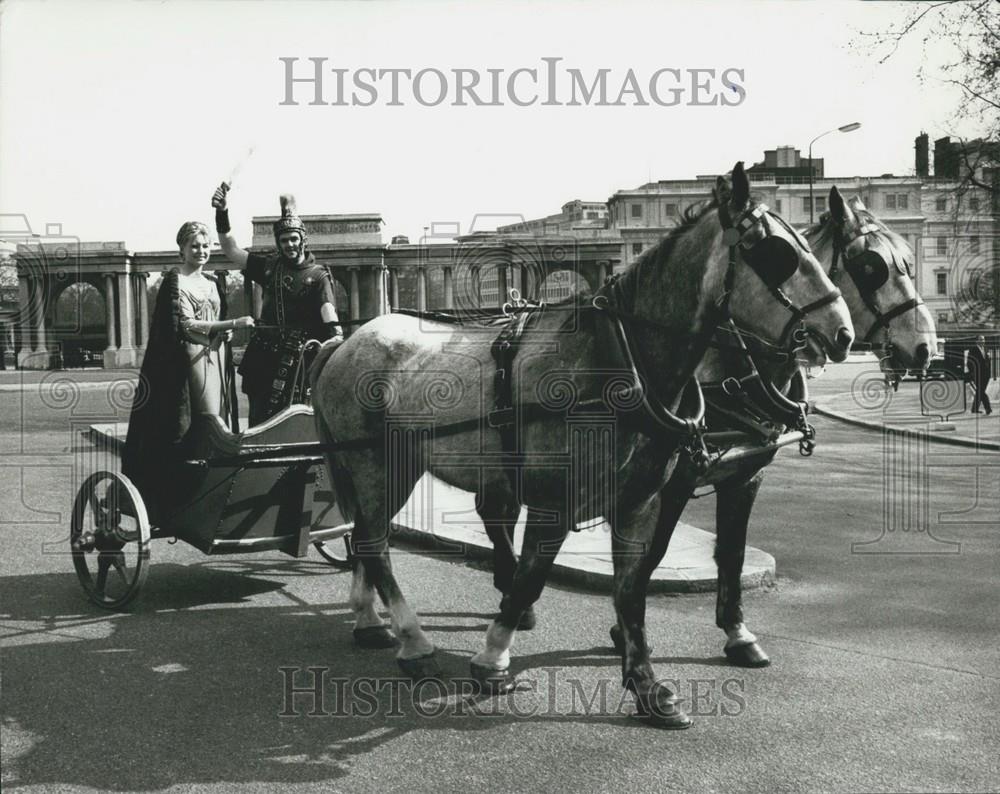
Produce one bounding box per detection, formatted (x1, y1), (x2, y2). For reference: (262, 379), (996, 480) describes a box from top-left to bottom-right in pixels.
(829, 222), (924, 344)
(718, 202), (843, 352)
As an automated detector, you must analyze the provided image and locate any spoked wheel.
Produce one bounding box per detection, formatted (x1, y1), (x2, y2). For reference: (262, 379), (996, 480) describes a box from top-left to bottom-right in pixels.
(313, 529), (353, 570)
(71, 471), (150, 610)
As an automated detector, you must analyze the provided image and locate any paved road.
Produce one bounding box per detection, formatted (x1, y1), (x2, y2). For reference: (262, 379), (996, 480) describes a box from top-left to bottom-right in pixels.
(1, 365), (998, 792)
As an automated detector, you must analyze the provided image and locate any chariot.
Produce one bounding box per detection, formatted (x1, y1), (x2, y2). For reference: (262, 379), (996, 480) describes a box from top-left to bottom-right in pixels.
(71, 403), (354, 609)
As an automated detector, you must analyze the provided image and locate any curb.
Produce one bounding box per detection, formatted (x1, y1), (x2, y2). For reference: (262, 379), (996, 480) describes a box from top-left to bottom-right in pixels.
(389, 521), (776, 595)
(813, 398), (1000, 451)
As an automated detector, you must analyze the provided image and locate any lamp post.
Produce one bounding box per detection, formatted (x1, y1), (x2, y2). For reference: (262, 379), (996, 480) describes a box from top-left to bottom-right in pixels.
(808, 122), (862, 223)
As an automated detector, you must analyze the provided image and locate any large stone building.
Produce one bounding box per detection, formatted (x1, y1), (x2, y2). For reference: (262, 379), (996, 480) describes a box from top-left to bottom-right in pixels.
(497, 135), (999, 333)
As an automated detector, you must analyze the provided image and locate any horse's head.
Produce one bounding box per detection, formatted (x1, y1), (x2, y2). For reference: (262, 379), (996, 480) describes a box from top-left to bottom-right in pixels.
(808, 188), (937, 374)
(711, 162), (853, 365)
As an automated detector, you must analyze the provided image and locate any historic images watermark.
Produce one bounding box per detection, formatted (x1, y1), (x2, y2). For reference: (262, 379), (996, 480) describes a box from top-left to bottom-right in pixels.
(279, 57), (746, 108)
(279, 666), (748, 720)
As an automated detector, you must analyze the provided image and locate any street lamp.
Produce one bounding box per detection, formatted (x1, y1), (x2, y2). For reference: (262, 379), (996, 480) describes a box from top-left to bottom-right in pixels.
(808, 122), (862, 223)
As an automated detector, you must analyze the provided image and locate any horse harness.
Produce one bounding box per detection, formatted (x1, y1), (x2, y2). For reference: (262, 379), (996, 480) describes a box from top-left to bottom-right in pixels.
(487, 200), (833, 471)
(829, 221), (924, 344)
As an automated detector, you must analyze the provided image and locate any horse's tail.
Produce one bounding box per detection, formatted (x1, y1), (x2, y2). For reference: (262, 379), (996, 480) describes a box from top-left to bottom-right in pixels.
(314, 405), (359, 524)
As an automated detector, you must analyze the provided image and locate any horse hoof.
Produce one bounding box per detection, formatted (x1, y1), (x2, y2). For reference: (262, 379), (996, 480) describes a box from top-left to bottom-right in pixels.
(353, 626), (399, 649)
(633, 684), (692, 730)
(470, 662), (517, 695)
(725, 641), (770, 668)
(609, 625), (652, 655)
(397, 652), (442, 680)
(499, 596), (537, 631)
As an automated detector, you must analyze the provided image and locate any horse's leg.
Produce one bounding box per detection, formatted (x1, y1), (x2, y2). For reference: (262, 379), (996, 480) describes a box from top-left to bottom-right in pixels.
(349, 551), (398, 648)
(475, 484), (535, 630)
(349, 455), (440, 678)
(469, 506), (569, 691)
(612, 465), (699, 730)
(609, 465), (695, 656)
(715, 468), (770, 668)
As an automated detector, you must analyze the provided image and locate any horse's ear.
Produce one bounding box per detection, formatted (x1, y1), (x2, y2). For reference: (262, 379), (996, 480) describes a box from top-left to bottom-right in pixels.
(731, 161), (749, 207)
(829, 186), (846, 221)
(714, 174), (731, 205)
(829, 186), (855, 226)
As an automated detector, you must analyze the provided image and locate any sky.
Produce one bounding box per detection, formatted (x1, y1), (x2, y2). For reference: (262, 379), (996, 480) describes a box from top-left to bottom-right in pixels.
(0, 0), (986, 253)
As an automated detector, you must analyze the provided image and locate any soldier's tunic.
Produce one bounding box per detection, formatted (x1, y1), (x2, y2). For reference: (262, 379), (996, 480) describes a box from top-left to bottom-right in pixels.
(238, 251), (339, 424)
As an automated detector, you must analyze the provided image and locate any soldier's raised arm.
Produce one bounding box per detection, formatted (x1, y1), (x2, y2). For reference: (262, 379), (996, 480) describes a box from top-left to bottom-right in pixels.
(211, 183), (249, 268)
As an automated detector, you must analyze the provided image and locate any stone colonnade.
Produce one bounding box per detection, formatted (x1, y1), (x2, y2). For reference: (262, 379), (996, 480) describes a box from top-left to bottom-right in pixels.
(13, 239), (620, 369)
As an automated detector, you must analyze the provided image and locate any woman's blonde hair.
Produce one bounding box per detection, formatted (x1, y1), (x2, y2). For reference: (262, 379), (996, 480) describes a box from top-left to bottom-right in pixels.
(176, 221), (211, 249)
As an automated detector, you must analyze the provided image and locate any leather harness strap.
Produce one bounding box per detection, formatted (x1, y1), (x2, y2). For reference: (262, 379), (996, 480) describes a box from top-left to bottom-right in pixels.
(829, 224), (925, 344)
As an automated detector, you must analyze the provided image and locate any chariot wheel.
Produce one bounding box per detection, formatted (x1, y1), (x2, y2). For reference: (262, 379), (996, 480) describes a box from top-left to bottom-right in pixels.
(313, 530), (353, 570)
(71, 471), (150, 610)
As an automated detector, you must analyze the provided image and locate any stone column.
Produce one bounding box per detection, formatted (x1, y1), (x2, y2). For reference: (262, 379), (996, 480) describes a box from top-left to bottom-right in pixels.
(349, 267), (360, 321)
(496, 265), (508, 308)
(116, 270), (137, 367)
(443, 266), (453, 310)
(389, 268), (400, 310)
(103, 273), (118, 367)
(416, 267), (427, 312)
(368, 265), (388, 318)
(33, 275), (49, 365)
(17, 276), (33, 366)
(135, 273), (149, 359)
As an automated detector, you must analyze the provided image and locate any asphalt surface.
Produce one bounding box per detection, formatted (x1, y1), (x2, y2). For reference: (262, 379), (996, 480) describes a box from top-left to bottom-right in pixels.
(1, 363), (998, 793)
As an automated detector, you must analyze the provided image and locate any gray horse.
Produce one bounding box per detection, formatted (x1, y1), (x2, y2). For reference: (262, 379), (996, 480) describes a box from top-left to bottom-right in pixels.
(310, 162), (854, 728)
(588, 186), (937, 671)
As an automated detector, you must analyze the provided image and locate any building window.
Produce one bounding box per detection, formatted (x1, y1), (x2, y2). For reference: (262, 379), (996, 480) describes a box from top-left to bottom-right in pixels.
(936, 272), (947, 295)
(802, 196), (825, 214)
(631, 204), (642, 219)
(585, 211), (597, 219)
(885, 194), (897, 210)
(935, 197), (947, 212)
(969, 197), (980, 212)
(936, 237), (948, 255)
(632, 242), (643, 256)
(898, 193), (909, 210)
(937, 312), (950, 324)
(970, 236), (980, 254)
(664, 203), (676, 216)
(775, 199), (782, 213)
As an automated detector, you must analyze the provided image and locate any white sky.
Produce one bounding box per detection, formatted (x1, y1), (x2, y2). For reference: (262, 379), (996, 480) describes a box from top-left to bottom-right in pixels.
(0, 0), (986, 251)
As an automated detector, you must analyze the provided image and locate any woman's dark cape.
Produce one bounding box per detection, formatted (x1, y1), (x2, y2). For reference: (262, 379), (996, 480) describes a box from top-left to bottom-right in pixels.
(121, 270), (238, 517)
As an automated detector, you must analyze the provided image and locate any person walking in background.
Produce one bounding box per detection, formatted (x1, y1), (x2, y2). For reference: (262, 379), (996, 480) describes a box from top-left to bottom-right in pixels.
(966, 334), (993, 415)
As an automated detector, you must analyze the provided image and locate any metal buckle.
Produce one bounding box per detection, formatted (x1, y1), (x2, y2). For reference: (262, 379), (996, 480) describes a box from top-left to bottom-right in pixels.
(721, 377), (743, 397)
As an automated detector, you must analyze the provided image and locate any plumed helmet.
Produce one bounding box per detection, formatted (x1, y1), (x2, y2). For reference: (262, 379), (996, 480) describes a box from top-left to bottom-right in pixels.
(272, 194), (308, 243)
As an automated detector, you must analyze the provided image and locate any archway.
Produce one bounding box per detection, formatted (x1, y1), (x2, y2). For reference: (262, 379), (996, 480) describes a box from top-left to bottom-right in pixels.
(53, 280), (107, 367)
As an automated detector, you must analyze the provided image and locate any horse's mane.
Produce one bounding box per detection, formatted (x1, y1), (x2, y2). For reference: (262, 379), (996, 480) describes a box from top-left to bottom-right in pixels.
(607, 200), (719, 310)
